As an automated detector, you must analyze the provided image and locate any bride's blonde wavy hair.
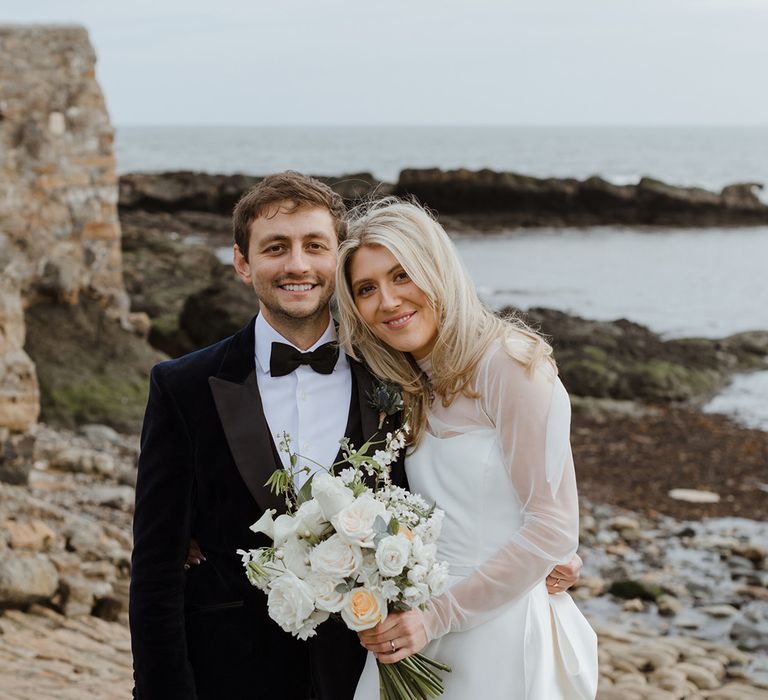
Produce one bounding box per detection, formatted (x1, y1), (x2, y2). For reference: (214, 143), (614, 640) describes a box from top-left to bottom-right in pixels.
(335, 198), (555, 446)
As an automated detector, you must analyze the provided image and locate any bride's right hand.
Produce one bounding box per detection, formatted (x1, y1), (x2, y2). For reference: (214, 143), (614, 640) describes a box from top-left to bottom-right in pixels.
(546, 553), (582, 594)
(357, 609), (429, 664)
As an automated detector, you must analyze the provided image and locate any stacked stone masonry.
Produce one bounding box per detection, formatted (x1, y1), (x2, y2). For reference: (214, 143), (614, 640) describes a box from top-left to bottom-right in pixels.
(0, 25), (129, 431)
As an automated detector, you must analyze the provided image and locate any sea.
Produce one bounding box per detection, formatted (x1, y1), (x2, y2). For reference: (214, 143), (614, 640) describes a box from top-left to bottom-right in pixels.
(114, 125), (768, 429)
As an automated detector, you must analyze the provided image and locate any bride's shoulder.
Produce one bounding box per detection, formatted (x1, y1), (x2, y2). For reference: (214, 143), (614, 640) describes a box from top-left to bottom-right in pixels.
(481, 330), (555, 373)
(475, 332), (558, 399)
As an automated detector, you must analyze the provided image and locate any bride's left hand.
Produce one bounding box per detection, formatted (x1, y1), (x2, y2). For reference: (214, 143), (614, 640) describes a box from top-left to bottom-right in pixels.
(357, 609), (428, 664)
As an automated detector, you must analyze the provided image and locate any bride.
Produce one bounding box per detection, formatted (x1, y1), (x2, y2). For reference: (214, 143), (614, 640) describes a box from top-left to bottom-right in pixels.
(335, 199), (598, 699)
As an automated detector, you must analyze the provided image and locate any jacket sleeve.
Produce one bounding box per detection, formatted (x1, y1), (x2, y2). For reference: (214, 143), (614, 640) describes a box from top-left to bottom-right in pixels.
(421, 347), (580, 640)
(130, 364), (198, 699)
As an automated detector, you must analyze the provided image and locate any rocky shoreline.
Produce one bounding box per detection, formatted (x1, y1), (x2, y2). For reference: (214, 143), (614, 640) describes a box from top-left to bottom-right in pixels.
(1, 414), (767, 698)
(119, 168), (768, 228)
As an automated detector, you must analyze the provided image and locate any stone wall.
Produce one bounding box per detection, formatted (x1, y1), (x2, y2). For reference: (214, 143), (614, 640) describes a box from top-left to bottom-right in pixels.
(0, 25), (130, 431)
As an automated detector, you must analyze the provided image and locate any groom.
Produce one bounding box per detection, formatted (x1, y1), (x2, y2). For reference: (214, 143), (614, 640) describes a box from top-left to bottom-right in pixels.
(129, 172), (406, 699)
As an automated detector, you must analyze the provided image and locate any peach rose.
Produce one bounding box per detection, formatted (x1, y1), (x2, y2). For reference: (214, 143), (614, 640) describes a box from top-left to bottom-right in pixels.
(341, 586), (388, 631)
(399, 526), (415, 541)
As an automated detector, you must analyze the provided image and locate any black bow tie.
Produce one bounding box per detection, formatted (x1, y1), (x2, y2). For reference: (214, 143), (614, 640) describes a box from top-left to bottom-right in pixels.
(269, 342), (339, 377)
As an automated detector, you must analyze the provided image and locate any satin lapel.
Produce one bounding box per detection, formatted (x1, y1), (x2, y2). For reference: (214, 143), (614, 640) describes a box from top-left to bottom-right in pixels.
(347, 357), (408, 489)
(348, 357), (379, 441)
(209, 370), (286, 514)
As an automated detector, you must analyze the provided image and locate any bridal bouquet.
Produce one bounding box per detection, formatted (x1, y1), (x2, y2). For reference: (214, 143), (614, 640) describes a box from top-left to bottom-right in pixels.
(238, 393), (451, 699)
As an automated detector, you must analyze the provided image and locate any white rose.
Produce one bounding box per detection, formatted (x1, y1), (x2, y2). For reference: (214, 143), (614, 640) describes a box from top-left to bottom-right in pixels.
(281, 535), (311, 578)
(306, 572), (349, 613)
(375, 534), (411, 577)
(312, 472), (355, 521)
(426, 562), (449, 596)
(249, 509), (277, 540)
(267, 572), (315, 635)
(294, 499), (329, 538)
(309, 534), (362, 579)
(273, 513), (298, 547)
(341, 586), (388, 631)
(333, 495), (388, 549)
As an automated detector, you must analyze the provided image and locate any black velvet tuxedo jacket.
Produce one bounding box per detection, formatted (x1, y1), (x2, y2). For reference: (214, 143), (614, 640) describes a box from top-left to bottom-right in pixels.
(129, 316), (406, 700)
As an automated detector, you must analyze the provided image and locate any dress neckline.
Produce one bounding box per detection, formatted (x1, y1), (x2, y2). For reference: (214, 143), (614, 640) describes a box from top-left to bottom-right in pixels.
(416, 354), (433, 379)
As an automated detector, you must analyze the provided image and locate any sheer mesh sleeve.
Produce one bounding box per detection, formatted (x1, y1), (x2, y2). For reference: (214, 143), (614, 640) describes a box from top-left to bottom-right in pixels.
(421, 341), (580, 640)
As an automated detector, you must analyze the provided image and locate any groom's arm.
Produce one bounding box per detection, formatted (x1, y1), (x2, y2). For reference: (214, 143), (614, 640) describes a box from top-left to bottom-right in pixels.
(130, 363), (197, 699)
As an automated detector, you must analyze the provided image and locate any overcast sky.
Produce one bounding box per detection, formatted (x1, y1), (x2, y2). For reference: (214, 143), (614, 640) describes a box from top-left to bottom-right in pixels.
(3, 0), (768, 126)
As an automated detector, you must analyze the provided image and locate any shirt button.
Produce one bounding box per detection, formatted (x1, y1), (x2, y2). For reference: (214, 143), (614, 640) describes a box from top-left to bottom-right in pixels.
(299, 391), (307, 401)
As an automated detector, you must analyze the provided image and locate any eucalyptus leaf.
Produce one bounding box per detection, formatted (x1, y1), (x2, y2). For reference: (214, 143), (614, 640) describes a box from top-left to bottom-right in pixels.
(296, 472), (315, 505)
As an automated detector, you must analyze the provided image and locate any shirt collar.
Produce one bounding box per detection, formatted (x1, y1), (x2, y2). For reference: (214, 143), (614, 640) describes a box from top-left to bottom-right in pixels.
(254, 313), (339, 375)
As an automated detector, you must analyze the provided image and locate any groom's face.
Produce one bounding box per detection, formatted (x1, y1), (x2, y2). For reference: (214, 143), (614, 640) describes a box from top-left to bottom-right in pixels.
(234, 201), (339, 327)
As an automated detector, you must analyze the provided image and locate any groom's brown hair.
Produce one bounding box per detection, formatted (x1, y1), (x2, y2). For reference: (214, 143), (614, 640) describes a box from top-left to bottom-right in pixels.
(233, 171), (347, 260)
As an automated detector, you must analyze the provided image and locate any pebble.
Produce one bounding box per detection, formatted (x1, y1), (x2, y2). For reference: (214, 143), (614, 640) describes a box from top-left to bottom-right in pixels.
(656, 594), (683, 617)
(704, 604), (741, 618)
(668, 488), (721, 503)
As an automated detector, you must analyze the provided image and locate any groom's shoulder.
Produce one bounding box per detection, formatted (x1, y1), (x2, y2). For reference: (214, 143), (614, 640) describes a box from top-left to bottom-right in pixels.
(151, 320), (254, 388)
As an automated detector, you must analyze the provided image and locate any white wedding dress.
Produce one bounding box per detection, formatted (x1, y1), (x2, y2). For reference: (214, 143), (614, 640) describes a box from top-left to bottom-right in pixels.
(355, 337), (598, 699)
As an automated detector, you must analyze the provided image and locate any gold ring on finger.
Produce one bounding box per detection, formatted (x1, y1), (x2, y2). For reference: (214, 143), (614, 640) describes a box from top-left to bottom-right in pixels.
(390, 640), (397, 653)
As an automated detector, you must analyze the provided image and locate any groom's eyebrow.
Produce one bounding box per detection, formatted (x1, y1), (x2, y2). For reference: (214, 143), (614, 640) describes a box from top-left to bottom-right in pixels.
(259, 231), (332, 245)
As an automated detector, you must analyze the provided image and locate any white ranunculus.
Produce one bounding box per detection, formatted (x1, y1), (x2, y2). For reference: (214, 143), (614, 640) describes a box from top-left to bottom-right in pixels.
(295, 609), (330, 641)
(380, 578), (401, 601)
(403, 582), (430, 607)
(410, 536), (437, 567)
(375, 534), (411, 577)
(306, 572), (349, 613)
(333, 495), (388, 549)
(281, 535), (311, 578)
(294, 499), (329, 538)
(267, 572), (315, 636)
(427, 561), (449, 596)
(312, 472), (355, 521)
(249, 509), (277, 540)
(407, 564), (427, 585)
(309, 534), (362, 579)
(341, 586), (388, 631)
(273, 513), (298, 547)
(356, 552), (381, 588)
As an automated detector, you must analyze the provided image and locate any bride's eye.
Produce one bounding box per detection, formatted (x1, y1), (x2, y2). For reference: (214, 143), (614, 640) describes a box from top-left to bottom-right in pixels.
(356, 284), (375, 297)
(394, 270), (410, 283)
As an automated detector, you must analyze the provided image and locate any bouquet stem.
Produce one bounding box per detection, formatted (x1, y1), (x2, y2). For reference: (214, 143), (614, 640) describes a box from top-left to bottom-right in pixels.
(378, 654), (451, 700)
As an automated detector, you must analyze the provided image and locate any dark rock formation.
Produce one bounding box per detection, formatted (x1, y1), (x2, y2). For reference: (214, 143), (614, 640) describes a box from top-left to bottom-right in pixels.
(516, 307), (768, 402)
(120, 209), (256, 357)
(119, 171), (388, 215)
(23, 298), (163, 433)
(180, 273), (256, 350)
(396, 169), (768, 227)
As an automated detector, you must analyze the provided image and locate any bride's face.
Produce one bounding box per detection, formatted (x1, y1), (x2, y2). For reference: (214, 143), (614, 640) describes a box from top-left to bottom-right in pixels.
(348, 244), (438, 360)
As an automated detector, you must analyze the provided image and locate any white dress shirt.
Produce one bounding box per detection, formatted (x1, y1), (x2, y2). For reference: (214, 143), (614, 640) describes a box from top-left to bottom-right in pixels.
(254, 313), (352, 488)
